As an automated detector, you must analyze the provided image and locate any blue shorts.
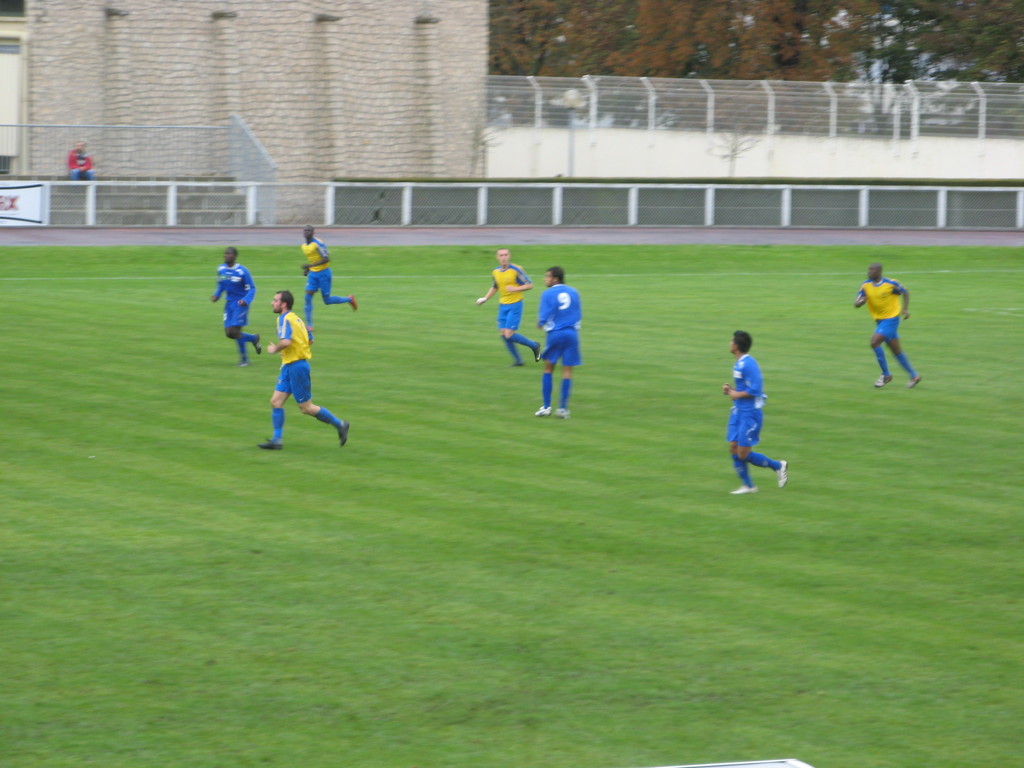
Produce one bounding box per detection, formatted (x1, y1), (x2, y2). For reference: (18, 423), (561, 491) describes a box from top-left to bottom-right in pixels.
(727, 407), (763, 447)
(223, 302), (250, 328)
(542, 328), (582, 366)
(275, 359), (313, 404)
(306, 268), (333, 295)
(874, 317), (900, 341)
(497, 302), (523, 331)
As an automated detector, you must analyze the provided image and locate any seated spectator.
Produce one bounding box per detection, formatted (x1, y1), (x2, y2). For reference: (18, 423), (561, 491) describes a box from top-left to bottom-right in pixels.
(68, 141), (96, 180)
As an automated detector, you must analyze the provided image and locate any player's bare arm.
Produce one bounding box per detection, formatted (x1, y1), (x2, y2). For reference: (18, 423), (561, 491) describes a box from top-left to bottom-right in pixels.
(722, 385), (751, 400)
(268, 338), (292, 355)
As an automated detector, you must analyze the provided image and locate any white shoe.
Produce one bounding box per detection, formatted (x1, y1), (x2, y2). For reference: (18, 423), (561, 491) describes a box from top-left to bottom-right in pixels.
(776, 460), (789, 488)
(730, 485), (758, 495)
(535, 406), (552, 417)
(874, 374), (893, 388)
(555, 408), (570, 419)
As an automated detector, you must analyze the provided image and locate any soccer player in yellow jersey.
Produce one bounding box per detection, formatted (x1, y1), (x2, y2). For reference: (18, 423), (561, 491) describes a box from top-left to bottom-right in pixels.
(300, 225), (357, 331)
(854, 262), (921, 388)
(475, 248), (541, 366)
(258, 290), (350, 450)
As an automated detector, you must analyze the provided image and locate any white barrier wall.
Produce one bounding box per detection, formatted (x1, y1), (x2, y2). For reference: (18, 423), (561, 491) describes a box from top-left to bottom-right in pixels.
(486, 127), (1024, 180)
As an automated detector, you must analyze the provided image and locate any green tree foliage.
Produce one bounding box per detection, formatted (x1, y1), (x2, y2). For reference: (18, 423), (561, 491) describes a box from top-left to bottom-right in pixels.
(928, 0), (1024, 81)
(489, 0), (1024, 82)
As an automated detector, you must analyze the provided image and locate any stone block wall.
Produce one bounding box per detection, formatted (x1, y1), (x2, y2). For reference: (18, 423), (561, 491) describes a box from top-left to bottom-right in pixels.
(26, 0), (487, 180)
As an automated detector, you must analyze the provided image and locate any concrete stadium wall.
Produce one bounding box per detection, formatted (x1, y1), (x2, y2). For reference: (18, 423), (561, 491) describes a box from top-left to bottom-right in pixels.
(25, 0), (487, 181)
(487, 127), (1024, 180)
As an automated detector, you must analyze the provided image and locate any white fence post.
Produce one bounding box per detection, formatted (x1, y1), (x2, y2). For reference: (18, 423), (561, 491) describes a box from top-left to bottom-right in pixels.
(761, 80), (775, 147)
(552, 185), (562, 225)
(641, 77), (656, 146)
(704, 185), (715, 226)
(245, 184), (257, 225)
(527, 76), (542, 143)
(936, 188), (947, 227)
(823, 82), (838, 147)
(583, 75), (598, 146)
(85, 182), (96, 226)
(324, 183), (335, 226)
(699, 79), (715, 142)
(477, 185), (488, 226)
(971, 81), (987, 156)
(401, 184), (413, 226)
(859, 188), (869, 227)
(906, 81), (920, 156)
(166, 183), (177, 226)
(780, 186), (791, 227)
(628, 186), (639, 226)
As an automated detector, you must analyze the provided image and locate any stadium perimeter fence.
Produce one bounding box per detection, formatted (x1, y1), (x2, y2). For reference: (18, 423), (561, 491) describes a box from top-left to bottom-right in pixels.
(13, 180), (1024, 229)
(486, 76), (1024, 142)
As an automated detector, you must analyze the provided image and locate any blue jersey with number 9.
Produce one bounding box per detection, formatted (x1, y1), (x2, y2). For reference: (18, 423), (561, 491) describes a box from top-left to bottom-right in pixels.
(538, 284), (582, 332)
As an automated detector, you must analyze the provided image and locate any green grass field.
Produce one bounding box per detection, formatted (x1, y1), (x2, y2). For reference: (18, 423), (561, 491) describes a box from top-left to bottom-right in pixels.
(2, 243), (1021, 768)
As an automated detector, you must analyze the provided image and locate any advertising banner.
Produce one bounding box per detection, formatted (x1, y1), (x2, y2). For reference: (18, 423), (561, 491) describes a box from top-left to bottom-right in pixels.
(0, 182), (48, 226)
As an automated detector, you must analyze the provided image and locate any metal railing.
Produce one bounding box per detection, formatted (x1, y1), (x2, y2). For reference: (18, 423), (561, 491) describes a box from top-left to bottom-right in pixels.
(0, 116), (276, 183)
(6, 180), (1021, 229)
(487, 76), (1024, 142)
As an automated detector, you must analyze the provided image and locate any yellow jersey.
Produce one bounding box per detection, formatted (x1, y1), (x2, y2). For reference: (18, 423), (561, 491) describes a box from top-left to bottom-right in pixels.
(277, 311), (312, 364)
(858, 278), (906, 320)
(492, 264), (531, 304)
(301, 237), (330, 273)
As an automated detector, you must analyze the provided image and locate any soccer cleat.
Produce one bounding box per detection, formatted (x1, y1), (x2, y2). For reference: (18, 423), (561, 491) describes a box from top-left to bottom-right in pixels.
(252, 334), (262, 355)
(237, 361), (250, 367)
(776, 460), (789, 488)
(258, 439), (283, 450)
(730, 485), (758, 495)
(535, 406), (552, 417)
(555, 408), (570, 419)
(348, 295), (358, 311)
(509, 362), (524, 367)
(532, 343), (542, 363)
(906, 375), (922, 389)
(337, 420), (350, 447)
(874, 374), (893, 388)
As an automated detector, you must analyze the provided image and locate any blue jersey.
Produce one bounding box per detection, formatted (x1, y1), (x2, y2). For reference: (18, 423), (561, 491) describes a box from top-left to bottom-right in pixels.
(214, 263), (256, 305)
(538, 283), (582, 332)
(731, 354), (766, 412)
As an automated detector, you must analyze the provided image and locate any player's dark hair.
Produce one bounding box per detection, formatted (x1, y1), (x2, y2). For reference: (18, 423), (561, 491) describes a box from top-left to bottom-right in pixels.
(277, 290), (295, 309)
(224, 246), (238, 257)
(733, 330), (753, 353)
(547, 266), (565, 283)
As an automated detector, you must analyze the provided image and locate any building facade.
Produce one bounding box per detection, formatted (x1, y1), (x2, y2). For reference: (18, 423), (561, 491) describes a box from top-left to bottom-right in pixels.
(8, 0), (487, 180)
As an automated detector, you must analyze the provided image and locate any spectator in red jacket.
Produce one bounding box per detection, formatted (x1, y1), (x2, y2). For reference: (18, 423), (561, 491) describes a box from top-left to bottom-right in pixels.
(68, 141), (96, 180)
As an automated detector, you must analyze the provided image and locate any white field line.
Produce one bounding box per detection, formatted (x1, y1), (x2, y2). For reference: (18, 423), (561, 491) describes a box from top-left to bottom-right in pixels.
(1, 268), (1023, 282)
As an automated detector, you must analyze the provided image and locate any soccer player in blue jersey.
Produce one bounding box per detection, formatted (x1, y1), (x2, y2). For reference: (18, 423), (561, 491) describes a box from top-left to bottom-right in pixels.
(723, 330), (788, 495)
(855, 262), (921, 388)
(258, 290), (350, 450)
(476, 248), (541, 366)
(210, 246), (261, 366)
(300, 225), (357, 331)
(534, 266), (581, 419)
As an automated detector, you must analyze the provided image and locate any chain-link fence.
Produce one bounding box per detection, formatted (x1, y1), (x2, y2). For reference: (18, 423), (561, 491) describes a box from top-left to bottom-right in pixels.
(0, 116), (276, 182)
(13, 180), (1024, 229)
(487, 76), (1024, 142)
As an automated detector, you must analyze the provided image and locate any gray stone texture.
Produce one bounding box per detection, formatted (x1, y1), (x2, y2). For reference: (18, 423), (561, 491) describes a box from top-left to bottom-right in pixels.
(26, 0), (487, 180)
